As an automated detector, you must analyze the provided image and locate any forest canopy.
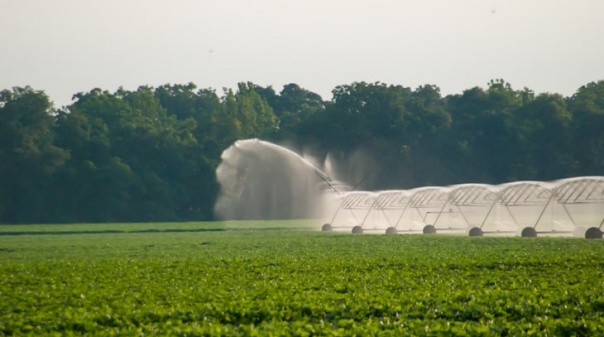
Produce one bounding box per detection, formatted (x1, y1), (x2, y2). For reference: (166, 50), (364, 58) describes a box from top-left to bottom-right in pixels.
(1, 80), (603, 223)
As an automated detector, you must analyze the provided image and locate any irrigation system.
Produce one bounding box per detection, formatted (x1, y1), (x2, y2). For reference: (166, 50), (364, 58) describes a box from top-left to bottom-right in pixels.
(217, 139), (603, 239)
(322, 176), (604, 239)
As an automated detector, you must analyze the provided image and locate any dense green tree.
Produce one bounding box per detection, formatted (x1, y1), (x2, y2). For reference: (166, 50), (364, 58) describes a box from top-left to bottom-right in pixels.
(445, 80), (523, 183)
(299, 82), (414, 188)
(118, 87), (213, 220)
(1, 79), (603, 224)
(54, 89), (136, 221)
(326, 82), (411, 149)
(54, 87), (214, 222)
(255, 83), (326, 144)
(514, 93), (573, 180)
(153, 83), (202, 121)
(0, 87), (69, 223)
(217, 83), (278, 145)
(567, 81), (604, 175)
(402, 85), (453, 186)
(154, 84), (225, 162)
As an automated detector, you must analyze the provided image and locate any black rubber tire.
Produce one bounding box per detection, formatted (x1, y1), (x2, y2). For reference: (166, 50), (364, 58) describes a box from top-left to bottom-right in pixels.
(521, 227), (537, 237)
(423, 225), (436, 234)
(585, 227), (603, 239)
(321, 223), (332, 232)
(352, 226), (363, 234)
(385, 227), (397, 235)
(469, 227), (484, 237)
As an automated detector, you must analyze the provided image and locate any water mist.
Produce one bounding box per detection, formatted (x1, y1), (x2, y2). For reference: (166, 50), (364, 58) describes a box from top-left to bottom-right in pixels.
(214, 139), (347, 221)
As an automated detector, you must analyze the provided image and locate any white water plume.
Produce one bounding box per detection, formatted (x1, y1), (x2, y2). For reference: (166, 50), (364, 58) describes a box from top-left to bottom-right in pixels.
(214, 139), (349, 220)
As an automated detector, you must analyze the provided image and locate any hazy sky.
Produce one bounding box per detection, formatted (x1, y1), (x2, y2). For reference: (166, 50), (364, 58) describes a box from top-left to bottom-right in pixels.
(2, 0), (603, 107)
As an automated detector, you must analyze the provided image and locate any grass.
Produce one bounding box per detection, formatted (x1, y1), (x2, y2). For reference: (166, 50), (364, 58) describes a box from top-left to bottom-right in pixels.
(1, 221), (604, 335)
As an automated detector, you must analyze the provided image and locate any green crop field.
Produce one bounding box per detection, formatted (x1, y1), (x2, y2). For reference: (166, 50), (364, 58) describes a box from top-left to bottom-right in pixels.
(1, 221), (604, 336)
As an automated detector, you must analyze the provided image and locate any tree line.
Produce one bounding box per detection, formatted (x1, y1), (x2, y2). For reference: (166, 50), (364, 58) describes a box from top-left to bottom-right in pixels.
(1, 80), (603, 223)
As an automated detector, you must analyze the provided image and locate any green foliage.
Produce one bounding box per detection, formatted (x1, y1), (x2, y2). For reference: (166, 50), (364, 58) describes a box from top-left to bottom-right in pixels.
(567, 81), (604, 175)
(514, 93), (574, 180)
(445, 83), (520, 183)
(0, 87), (69, 223)
(52, 87), (207, 222)
(255, 83), (326, 143)
(1, 226), (604, 335)
(220, 82), (279, 142)
(1, 80), (603, 223)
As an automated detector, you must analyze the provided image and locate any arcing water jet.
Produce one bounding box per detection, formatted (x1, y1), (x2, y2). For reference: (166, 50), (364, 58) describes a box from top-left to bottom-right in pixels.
(214, 139), (348, 221)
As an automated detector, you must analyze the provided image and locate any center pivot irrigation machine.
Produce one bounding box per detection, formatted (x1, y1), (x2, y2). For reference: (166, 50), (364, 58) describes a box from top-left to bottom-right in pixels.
(321, 176), (604, 239)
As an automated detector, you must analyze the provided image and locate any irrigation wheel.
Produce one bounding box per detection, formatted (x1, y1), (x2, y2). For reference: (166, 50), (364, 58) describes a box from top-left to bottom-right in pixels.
(469, 227), (484, 237)
(521, 227), (537, 237)
(385, 227), (397, 235)
(585, 227), (603, 239)
(423, 225), (436, 234)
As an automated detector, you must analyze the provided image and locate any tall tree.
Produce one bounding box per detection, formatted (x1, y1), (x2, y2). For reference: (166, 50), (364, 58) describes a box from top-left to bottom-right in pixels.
(446, 80), (523, 183)
(0, 87), (69, 223)
(154, 84), (224, 161)
(302, 82), (414, 188)
(403, 85), (452, 186)
(218, 82), (278, 144)
(54, 87), (213, 222)
(567, 81), (604, 176)
(254, 83), (326, 144)
(2, 79), (602, 223)
(514, 93), (573, 180)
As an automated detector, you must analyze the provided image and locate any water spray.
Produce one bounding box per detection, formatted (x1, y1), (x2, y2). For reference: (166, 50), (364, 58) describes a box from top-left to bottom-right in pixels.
(240, 139), (345, 194)
(215, 138), (350, 221)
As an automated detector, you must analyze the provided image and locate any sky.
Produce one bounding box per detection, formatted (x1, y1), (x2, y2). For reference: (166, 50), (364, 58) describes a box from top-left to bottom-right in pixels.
(1, 0), (603, 107)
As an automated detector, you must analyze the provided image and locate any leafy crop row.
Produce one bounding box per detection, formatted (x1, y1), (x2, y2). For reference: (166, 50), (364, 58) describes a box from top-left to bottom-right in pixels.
(1, 229), (604, 335)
